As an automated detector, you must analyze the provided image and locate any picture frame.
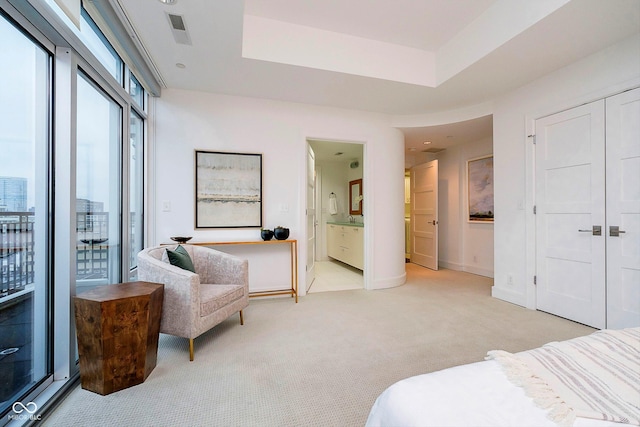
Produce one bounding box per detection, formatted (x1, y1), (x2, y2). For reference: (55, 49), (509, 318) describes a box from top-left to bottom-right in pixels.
(195, 150), (262, 228)
(467, 155), (494, 223)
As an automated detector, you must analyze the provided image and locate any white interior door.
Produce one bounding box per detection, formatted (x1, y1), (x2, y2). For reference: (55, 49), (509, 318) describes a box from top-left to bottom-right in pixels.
(306, 144), (316, 291)
(411, 160), (438, 270)
(535, 100), (606, 328)
(606, 88), (640, 329)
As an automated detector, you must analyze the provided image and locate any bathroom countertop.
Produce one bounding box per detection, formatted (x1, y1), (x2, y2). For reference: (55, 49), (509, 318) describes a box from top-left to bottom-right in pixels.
(327, 221), (364, 227)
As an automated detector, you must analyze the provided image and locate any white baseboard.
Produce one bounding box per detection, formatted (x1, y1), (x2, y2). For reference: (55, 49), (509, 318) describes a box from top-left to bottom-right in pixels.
(438, 260), (463, 271)
(369, 272), (406, 290)
(491, 286), (526, 307)
(438, 260), (494, 278)
(463, 265), (494, 278)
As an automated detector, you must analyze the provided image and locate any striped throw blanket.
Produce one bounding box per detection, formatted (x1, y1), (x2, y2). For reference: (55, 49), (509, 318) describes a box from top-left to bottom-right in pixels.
(487, 328), (640, 426)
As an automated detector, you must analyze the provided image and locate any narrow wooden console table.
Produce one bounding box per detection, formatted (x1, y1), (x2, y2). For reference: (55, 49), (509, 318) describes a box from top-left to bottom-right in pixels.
(191, 240), (298, 303)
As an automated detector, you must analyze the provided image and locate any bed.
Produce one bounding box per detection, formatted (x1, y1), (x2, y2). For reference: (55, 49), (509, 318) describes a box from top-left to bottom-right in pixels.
(366, 328), (640, 427)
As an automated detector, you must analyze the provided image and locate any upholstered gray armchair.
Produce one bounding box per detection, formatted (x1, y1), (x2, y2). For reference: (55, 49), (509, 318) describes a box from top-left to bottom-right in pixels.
(137, 244), (249, 361)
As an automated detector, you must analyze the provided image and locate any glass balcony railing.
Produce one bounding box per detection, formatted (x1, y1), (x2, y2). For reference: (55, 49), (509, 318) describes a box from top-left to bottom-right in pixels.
(0, 211), (115, 300)
(0, 212), (34, 298)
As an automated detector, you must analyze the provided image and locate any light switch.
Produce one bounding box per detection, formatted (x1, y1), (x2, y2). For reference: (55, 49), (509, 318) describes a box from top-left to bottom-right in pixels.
(162, 201), (171, 212)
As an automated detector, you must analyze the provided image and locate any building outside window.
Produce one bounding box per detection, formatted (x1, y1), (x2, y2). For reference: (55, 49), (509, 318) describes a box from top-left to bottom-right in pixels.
(0, 178), (28, 212)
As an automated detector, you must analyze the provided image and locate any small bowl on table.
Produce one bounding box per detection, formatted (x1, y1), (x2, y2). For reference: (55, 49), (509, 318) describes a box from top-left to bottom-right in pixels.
(170, 236), (192, 244)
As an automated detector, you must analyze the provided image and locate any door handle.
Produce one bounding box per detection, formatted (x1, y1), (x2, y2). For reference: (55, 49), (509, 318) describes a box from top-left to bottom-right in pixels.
(610, 226), (626, 237)
(578, 226), (601, 236)
(432, 220), (438, 225)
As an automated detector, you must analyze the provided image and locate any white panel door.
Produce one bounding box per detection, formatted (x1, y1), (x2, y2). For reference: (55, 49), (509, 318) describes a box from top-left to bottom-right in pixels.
(606, 88), (640, 329)
(535, 100), (606, 328)
(411, 160), (438, 270)
(306, 144), (316, 291)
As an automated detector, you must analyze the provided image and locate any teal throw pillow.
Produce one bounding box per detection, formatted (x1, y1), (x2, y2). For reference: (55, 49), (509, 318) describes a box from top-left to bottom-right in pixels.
(166, 245), (196, 273)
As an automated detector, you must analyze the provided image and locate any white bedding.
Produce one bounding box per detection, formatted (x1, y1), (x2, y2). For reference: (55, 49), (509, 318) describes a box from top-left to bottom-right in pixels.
(366, 344), (637, 427)
(367, 359), (551, 427)
(366, 359), (628, 427)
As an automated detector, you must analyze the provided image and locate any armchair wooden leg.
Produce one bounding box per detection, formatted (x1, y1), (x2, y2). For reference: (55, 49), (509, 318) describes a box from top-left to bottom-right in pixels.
(239, 310), (244, 325)
(189, 338), (194, 361)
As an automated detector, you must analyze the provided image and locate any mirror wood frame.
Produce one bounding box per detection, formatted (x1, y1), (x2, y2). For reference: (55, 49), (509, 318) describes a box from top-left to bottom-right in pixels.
(349, 179), (363, 215)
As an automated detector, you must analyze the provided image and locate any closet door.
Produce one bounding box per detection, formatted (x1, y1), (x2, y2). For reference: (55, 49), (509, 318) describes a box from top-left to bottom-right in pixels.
(535, 100), (606, 329)
(411, 160), (438, 270)
(606, 88), (640, 329)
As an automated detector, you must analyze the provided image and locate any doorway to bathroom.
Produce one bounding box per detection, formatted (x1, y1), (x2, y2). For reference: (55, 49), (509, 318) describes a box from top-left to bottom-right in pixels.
(306, 139), (364, 293)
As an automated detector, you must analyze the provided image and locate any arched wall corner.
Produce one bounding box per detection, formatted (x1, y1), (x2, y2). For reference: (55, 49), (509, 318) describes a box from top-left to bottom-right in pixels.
(391, 101), (494, 128)
(364, 126), (407, 291)
(369, 272), (407, 290)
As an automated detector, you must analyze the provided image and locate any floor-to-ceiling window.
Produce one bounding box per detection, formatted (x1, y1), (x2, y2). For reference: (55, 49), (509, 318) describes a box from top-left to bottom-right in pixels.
(0, 12), (51, 420)
(1, 1), (151, 424)
(129, 109), (144, 276)
(75, 72), (123, 294)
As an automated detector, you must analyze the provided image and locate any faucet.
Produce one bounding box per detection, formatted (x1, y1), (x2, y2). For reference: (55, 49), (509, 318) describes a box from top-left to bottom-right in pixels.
(348, 215), (354, 223)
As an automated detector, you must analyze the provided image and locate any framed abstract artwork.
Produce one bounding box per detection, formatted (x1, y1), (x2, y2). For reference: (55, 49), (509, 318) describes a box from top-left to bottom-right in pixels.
(195, 150), (262, 228)
(467, 155), (494, 223)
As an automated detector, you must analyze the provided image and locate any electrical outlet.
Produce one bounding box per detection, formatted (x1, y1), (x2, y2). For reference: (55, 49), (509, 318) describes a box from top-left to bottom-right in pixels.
(162, 201), (171, 212)
(473, 255), (477, 263)
(507, 274), (514, 286)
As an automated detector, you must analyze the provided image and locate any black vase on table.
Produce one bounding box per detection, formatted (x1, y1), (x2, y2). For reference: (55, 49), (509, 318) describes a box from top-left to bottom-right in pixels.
(274, 227), (290, 240)
(261, 229), (274, 241)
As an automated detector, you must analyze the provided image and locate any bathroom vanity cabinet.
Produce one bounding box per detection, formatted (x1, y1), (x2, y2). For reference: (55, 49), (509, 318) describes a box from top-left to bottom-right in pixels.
(327, 223), (363, 270)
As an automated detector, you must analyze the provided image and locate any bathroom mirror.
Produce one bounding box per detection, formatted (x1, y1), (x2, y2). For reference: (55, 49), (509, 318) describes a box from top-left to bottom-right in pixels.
(349, 179), (363, 215)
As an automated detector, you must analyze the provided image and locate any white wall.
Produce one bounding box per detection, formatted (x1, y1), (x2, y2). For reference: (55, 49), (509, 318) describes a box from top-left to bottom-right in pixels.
(435, 137), (494, 277)
(492, 33), (640, 307)
(151, 90), (406, 295)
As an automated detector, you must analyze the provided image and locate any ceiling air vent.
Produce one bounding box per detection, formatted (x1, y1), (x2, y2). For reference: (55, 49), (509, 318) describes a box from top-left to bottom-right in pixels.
(422, 147), (445, 153)
(166, 13), (192, 45)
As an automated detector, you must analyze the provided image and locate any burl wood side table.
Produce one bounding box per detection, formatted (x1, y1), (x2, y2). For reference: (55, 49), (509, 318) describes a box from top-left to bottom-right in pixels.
(73, 281), (164, 395)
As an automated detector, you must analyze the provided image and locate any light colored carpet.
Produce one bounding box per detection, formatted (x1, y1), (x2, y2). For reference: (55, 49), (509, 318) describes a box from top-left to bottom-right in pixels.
(42, 264), (594, 427)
